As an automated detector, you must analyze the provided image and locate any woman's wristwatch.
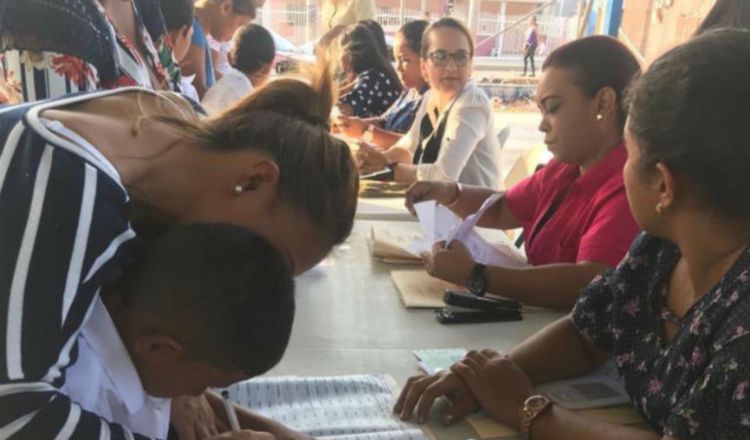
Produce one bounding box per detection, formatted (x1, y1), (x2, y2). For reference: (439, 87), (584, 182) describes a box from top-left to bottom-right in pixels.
(519, 394), (552, 439)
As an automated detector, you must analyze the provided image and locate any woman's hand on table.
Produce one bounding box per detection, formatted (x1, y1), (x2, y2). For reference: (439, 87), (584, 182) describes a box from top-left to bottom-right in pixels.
(333, 115), (367, 138)
(421, 240), (475, 286)
(356, 142), (389, 172)
(394, 371), (480, 425)
(450, 349), (534, 430)
(404, 181), (460, 215)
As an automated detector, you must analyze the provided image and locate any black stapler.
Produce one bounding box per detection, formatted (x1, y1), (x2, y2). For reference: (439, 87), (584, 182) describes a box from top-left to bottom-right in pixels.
(435, 289), (523, 324)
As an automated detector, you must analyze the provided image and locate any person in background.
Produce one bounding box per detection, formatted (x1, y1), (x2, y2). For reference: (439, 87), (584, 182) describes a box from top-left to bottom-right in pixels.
(334, 20), (430, 148)
(321, 0), (376, 31)
(357, 18), (501, 189)
(337, 23), (402, 118)
(694, 0), (750, 35)
(404, 36), (641, 310)
(359, 19), (390, 61)
(63, 224), (299, 439)
(159, 0), (200, 102)
(395, 29), (750, 440)
(183, 0), (256, 99)
(208, 37), (235, 80)
(0, 0), (176, 103)
(523, 16), (539, 77)
(203, 23), (276, 115)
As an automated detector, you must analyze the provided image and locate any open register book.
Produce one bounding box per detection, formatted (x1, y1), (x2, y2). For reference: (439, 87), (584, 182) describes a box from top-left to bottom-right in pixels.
(219, 374), (435, 440)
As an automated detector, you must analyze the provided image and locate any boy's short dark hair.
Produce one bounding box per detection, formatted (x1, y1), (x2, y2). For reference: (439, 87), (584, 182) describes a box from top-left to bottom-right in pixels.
(120, 223), (295, 376)
(231, 23), (276, 74)
(159, 0), (195, 32)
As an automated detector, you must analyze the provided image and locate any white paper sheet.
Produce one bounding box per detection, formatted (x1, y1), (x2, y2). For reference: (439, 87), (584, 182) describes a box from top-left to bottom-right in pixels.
(412, 195), (527, 269)
(219, 374), (427, 440)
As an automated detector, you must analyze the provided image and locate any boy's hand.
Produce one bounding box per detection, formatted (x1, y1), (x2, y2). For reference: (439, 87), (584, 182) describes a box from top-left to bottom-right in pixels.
(171, 394), (227, 440)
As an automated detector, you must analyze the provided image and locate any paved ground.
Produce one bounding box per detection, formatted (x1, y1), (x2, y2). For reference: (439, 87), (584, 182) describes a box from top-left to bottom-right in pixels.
(494, 111), (546, 180)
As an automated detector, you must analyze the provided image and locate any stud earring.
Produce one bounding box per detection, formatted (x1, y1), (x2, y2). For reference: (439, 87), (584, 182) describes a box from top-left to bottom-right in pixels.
(234, 185), (244, 194)
(656, 203), (667, 216)
(596, 114), (603, 121)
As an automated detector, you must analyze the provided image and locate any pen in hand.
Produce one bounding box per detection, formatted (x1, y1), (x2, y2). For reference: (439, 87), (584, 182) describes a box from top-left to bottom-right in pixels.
(221, 390), (241, 432)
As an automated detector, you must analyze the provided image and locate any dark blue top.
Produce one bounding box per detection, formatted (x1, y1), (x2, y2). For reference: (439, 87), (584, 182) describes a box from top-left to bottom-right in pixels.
(191, 17), (215, 88)
(573, 232), (750, 439)
(381, 86), (428, 134)
(339, 68), (401, 118)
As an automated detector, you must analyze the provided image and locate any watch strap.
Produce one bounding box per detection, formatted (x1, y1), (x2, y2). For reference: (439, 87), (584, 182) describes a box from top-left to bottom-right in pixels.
(519, 395), (552, 439)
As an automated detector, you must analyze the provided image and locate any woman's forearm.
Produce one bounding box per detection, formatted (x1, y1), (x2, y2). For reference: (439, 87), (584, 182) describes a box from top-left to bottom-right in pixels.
(486, 262), (609, 310)
(509, 316), (607, 384)
(370, 126), (405, 149)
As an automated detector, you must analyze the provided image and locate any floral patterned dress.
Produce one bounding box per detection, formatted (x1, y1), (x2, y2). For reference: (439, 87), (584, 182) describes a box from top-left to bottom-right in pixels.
(573, 232), (750, 439)
(0, 0), (177, 104)
(339, 68), (402, 118)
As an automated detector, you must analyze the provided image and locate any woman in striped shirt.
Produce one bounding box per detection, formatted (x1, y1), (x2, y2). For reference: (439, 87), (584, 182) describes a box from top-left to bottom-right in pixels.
(0, 66), (358, 438)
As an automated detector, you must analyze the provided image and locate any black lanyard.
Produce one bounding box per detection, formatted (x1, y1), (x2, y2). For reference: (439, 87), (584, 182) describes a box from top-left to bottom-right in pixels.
(412, 88), (466, 165)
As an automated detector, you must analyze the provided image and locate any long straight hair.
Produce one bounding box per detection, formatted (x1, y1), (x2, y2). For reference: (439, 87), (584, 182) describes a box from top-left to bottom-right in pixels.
(341, 23), (400, 86)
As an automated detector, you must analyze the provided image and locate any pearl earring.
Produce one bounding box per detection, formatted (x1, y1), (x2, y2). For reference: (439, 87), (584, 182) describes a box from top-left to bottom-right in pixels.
(234, 185), (244, 194)
(596, 114), (603, 121)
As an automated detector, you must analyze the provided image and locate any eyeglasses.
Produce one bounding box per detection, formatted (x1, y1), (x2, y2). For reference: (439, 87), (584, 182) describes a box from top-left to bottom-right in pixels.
(425, 50), (471, 68)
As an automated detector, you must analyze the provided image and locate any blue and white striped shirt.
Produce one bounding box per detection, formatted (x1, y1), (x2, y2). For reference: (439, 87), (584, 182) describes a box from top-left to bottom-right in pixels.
(0, 90), (150, 439)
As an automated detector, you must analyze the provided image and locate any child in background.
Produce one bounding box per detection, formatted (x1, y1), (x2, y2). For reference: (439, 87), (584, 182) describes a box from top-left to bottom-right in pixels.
(159, 0), (200, 102)
(203, 23), (276, 115)
(62, 223), (301, 439)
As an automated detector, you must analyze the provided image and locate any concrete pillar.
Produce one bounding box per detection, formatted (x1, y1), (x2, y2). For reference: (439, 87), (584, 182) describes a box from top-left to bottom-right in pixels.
(305, 0), (316, 42)
(467, 0), (479, 35)
(497, 1), (507, 57)
(602, 0), (624, 36)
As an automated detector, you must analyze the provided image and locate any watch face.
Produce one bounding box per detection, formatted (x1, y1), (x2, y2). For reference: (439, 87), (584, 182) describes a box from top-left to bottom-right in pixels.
(525, 395), (550, 411)
(468, 273), (486, 294)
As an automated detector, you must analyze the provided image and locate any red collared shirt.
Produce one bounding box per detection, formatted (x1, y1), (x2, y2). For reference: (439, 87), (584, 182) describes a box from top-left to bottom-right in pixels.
(504, 143), (639, 267)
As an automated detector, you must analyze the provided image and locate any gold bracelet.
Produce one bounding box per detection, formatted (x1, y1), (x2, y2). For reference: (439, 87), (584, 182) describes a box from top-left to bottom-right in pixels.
(445, 182), (463, 208)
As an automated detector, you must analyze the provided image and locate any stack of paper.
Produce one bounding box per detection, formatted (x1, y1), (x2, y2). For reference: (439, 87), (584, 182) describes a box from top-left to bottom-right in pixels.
(368, 226), (423, 264)
(414, 348), (467, 374)
(219, 374), (434, 440)
(359, 181), (409, 198)
(412, 197), (528, 269)
(390, 270), (456, 308)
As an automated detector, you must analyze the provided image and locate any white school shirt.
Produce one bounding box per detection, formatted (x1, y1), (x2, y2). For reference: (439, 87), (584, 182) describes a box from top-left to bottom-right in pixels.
(181, 74), (200, 103)
(392, 80), (503, 189)
(61, 297), (172, 439)
(202, 68), (254, 115)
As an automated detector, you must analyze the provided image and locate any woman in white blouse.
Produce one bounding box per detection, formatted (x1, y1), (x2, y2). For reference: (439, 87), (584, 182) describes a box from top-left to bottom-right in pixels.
(321, 0), (376, 31)
(357, 17), (502, 189)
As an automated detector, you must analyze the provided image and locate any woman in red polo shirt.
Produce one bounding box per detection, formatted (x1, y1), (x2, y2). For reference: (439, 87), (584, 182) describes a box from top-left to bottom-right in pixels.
(405, 36), (641, 309)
